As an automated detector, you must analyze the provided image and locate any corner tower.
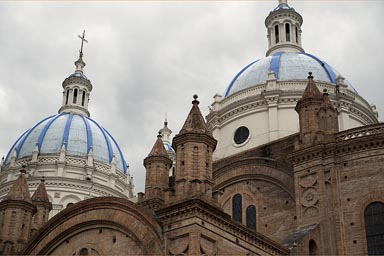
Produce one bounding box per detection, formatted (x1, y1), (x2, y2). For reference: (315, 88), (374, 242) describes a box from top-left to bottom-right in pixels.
(265, 0), (304, 56)
(172, 95), (217, 200)
(0, 170), (36, 255)
(140, 133), (172, 210)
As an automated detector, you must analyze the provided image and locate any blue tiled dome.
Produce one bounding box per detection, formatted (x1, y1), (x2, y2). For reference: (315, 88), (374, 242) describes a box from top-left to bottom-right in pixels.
(224, 52), (357, 97)
(164, 143), (175, 153)
(4, 113), (127, 173)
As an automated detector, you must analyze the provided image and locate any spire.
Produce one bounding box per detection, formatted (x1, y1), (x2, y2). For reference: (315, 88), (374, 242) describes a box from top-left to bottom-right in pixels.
(278, 0), (287, 4)
(179, 95), (210, 135)
(31, 178), (49, 203)
(302, 72), (323, 99)
(160, 115), (172, 145)
(148, 133), (169, 157)
(58, 30), (93, 117)
(6, 170), (31, 201)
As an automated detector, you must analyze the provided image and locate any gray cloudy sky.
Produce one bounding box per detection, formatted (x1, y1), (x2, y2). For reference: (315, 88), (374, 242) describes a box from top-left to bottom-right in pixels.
(0, 1), (383, 194)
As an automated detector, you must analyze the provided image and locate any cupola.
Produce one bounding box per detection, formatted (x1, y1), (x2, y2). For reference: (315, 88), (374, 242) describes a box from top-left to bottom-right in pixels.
(58, 30), (93, 117)
(265, 0), (304, 56)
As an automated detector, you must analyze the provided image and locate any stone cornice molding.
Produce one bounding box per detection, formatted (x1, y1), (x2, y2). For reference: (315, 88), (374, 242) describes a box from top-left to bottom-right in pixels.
(207, 80), (377, 129)
(290, 123), (384, 166)
(0, 176), (129, 199)
(62, 76), (92, 91)
(265, 8), (303, 27)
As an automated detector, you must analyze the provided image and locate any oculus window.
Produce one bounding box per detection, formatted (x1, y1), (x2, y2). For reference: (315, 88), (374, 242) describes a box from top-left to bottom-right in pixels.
(234, 126), (250, 145)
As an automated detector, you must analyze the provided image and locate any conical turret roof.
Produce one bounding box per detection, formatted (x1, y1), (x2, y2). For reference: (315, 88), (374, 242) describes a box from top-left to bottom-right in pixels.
(31, 179), (50, 203)
(148, 133), (169, 157)
(179, 95), (210, 135)
(6, 170), (31, 201)
(302, 72), (323, 99)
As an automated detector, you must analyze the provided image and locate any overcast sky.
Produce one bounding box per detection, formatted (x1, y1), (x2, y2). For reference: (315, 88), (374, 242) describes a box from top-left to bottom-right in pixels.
(0, 0), (383, 194)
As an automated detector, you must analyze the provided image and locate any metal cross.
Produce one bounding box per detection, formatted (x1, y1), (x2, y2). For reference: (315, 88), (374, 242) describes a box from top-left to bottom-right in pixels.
(78, 30), (88, 57)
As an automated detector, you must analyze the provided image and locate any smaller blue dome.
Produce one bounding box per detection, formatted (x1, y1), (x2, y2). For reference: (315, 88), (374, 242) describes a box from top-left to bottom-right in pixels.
(69, 72), (88, 79)
(224, 52), (357, 97)
(164, 143), (175, 153)
(272, 3), (294, 11)
(4, 113), (127, 173)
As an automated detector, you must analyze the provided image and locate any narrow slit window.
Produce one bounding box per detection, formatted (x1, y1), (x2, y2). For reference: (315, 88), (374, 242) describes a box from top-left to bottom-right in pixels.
(275, 25), (279, 43)
(295, 27), (298, 43)
(73, 88), (78, 104)
(65, 89), (69, 104)
(81, 91), (86, 106)
(285, 23), (290, 42)
(232, 194), (242, 223)
(246, 205), (256, 231)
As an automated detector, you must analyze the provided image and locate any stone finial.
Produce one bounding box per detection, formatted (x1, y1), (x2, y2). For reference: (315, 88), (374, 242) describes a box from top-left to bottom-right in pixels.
(87, 147), (94, 167)
(321, 89), (337, 111)
(32, 143), (39, 162)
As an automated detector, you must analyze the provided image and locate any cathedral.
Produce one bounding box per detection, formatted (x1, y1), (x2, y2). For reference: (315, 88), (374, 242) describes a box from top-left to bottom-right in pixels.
(0, 0), (383, 255)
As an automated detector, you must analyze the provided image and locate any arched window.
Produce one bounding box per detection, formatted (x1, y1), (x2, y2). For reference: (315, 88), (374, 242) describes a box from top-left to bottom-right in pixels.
(275, 25), (279, 43)
(295, 26), (298, 43)
(285, 23), (290, 42)
(79, 248), (89, 256)
(73, 88), (78, 104)
(246, 205), (256, 231)
(365, 202), (384, 255)
(81, 91), (86, 106)
(65, 89), (69, 104)
(309, 239), (318, 255)
(232, 194), (242, 223)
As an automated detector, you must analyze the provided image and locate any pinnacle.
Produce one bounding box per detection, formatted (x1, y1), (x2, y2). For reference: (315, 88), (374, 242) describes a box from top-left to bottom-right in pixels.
(31, 179), (50, 203)
(6, 171), (31, 201)
(302, 72), (323, 99)
(321, 89), (336, 111)
(179, 95), (210, 135)
(148, 133), (169, 157)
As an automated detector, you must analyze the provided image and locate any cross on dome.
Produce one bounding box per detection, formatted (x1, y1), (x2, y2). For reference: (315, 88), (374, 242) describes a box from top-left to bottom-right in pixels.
(78, 30), (88, 58)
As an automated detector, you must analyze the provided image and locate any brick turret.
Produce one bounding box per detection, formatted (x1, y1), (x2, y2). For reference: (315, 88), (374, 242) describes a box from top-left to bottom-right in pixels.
(31, 179), (52, 236)
(140, 133), (173, 210)
(0, 170), (35, 255)
(172, 95), (217, 200)
(318, 89), (339, 142)
(295, 73), (339, 149)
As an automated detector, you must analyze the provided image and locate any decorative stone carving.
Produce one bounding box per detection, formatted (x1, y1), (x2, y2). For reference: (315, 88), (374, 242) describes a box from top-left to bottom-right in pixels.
(299, 174), (317, 188)
(302, 188), (318, 207)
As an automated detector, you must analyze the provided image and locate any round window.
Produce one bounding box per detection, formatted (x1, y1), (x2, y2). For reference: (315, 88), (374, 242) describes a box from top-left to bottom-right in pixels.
(234, 126), (250, 145)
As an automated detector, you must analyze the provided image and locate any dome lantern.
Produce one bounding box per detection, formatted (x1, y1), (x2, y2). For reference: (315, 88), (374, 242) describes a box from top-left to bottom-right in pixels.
(265, 0), (304, 56)
(58, 30), (93, 117)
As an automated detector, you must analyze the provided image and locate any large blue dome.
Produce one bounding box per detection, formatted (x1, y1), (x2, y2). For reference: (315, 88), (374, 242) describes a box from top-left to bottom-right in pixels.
(224, 52), (357, 97)
(4, 113), (127, 173)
